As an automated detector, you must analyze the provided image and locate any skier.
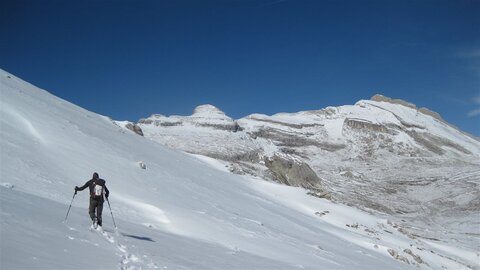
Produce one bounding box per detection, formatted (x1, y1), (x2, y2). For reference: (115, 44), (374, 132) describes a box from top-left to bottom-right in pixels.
(75, 172), (110, 228)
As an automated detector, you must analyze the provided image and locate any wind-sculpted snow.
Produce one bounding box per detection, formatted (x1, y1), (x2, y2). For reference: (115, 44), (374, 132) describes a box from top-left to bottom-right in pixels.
(1, 69), (479, 269)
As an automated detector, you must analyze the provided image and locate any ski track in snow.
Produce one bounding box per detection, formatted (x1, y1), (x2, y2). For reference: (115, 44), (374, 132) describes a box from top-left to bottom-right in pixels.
(93, 227), (152, 270)
(67, 224), (156, 270)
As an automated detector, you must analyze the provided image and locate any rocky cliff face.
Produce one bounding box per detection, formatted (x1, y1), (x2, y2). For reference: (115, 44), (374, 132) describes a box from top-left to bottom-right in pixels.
(118, 96), (480, 252)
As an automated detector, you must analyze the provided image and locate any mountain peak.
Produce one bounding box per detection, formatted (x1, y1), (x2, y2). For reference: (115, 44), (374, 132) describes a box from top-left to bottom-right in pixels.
(193, 104), (227, 117)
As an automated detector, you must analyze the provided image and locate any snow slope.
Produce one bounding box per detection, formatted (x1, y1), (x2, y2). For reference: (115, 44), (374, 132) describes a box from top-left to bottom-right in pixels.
(0, 69), (478, 269)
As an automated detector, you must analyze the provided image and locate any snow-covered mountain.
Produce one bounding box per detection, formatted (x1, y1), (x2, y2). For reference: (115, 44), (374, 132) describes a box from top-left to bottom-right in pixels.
(125, 89), (480, 268)
(1, 68), (479, 269)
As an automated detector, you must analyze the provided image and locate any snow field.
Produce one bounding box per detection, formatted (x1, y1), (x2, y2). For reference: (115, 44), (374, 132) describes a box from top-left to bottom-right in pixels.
(1, 69), (477, 269)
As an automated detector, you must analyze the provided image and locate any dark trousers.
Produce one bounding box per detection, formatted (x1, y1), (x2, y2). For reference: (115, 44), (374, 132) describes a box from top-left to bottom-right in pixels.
(89, 198), (104, 226)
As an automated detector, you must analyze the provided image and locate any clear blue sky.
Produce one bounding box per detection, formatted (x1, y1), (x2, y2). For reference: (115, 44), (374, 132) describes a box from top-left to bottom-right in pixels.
(1, 0), (479, 135)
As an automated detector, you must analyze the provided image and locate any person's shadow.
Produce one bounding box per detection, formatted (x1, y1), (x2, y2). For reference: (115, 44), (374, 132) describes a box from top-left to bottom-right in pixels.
(103, 229), (155, 242)
(121, 233), (155, 242)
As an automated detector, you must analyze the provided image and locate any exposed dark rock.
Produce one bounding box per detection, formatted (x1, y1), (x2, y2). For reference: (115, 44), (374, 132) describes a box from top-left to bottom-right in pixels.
(138, 118), (153, 125)
(125, 123), (144, 136)
(264, 155), (321, 189)
(158, 121), (183, 127)
(138, 161), (147, 169)
(404, 249), (427, 265)
(387, 249), (410, 264)
(208, 150), (260, 163)
(343, 118), (388, 133)
(196, 122), (242, 132)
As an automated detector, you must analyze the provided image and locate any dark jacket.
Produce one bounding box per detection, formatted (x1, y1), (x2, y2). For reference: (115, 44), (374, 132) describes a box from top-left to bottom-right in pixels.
(76, 178), (109, 201)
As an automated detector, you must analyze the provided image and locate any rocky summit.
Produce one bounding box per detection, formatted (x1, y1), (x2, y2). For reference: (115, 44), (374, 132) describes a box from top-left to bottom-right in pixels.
(116, 95), (480, 255)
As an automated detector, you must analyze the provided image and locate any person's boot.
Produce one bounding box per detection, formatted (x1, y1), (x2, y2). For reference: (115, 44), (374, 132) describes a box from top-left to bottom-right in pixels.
(92, 217), (98, 229)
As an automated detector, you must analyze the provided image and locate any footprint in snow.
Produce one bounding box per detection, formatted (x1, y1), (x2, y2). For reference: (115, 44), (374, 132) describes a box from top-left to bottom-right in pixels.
(117, 244), (127, 253)
(100, 230), (115, 243)
(120, 253), (142, 270)
(65, 225), (77, 231)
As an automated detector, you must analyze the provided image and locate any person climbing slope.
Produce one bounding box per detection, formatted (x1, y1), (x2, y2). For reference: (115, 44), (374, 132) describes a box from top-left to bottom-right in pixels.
(75, 172), (110, 229)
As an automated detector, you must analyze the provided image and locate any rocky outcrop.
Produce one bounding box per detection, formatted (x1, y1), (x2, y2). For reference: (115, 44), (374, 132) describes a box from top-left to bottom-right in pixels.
(112, 120), (144, 136)
(371, 94), (417, 109)
(371, 94), (446, 123)
(196, 122), (242, 132)
(387, 249), (410, 265)
(404, 249), (426, 265)
(343, 118), (388, 133)
(264, 155), (321, 189)
(125, 123), (144, 136)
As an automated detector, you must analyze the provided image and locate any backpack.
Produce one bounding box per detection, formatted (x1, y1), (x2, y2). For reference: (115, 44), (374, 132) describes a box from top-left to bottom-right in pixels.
(92, 180), (104, 199)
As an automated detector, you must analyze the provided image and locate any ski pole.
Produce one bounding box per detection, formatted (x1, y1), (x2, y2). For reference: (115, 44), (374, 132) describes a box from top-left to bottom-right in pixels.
(106, 197), (117, 229)
(64, 191), (77, 222)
